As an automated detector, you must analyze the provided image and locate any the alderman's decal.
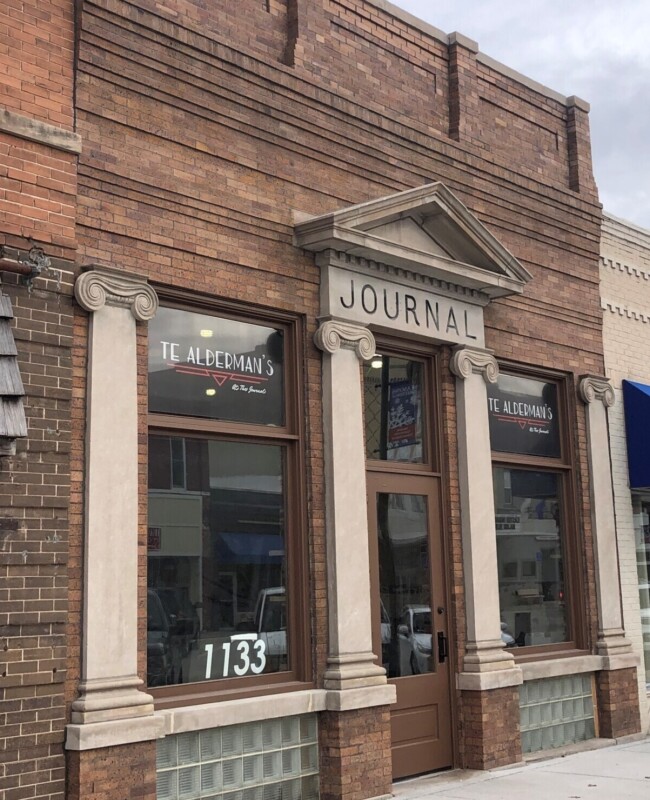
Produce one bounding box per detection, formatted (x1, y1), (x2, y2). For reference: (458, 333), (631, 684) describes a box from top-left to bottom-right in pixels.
(148, 307), (284, 426)
(487, 373), (560, 458)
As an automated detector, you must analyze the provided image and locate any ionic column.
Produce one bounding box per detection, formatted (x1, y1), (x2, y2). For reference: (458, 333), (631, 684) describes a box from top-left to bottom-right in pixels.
(314, 320), (392, 707)
(579, 375), (634, 663)
(67, 266), (162, 748)
(450, 346), (520, 686)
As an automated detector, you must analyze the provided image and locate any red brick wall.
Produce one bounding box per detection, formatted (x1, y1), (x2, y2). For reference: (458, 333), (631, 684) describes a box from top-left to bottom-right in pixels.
(66, 741), (157, 800)
(596, 667), (642, 739)
(319, 707), (392, 800)
(71, 0), (604, 791)
(0, 3), (77, 799)
(460, 687), (522, 769)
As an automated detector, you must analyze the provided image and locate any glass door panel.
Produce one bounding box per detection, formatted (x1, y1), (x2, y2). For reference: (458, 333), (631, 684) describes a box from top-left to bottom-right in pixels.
(377, 493), (433, 677)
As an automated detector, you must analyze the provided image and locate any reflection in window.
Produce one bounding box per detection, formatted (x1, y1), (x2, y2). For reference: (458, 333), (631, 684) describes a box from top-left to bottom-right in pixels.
(493, 468), (568, 647)
(632, 497), (650, 688)
(364, 356), (424, 463)
(377, 493), (434, 677)
(147, 435), (288, 686)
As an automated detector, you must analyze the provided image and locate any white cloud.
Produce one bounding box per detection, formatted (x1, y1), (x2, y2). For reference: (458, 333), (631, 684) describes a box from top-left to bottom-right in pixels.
(389, 0), (650, 229)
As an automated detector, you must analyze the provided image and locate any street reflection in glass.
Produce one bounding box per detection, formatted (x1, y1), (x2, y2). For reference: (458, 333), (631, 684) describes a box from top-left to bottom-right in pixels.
(147, 435), (288, 687)
(377, 493), (434, 677)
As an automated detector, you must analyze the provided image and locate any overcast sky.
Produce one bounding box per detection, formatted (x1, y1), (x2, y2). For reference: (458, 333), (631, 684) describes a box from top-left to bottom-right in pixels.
(392, 0), (650, 230)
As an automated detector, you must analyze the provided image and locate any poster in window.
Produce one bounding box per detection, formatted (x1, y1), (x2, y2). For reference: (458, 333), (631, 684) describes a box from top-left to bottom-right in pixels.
(487, 373), (560, 458)
(148, 307), (284, 426)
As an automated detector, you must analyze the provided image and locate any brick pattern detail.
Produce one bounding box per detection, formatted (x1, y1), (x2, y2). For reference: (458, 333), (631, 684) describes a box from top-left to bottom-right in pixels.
(66, 741), (157, 800)
(0, 269), (74, 800)
(460, 687), (522, 770)
(65, 0), (605, 794)
(596, 667), (641, 739)
(600, 214), (650, 734)
(319, 707), (392, 800)
(1, 3), (77, 799)
(0, 0), (75, 129)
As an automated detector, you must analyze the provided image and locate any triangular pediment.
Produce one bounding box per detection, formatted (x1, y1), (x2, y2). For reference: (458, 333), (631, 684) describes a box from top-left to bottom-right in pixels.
(295, 182), (532, 298)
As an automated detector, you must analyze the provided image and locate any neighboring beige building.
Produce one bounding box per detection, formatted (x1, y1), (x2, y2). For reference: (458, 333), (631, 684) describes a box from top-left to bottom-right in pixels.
(601, 212), (650, 733)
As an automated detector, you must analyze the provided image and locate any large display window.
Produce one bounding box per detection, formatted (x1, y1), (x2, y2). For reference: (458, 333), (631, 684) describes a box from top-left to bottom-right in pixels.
(147, 303), (307, 699)
(488, 369), (583, 653)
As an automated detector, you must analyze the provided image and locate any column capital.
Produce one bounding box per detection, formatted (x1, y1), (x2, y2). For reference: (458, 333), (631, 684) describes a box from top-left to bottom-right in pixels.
(75, 265), (158, 322)
(314, 319), (375, 362)
(579, 374), (615, 407)
(450, 345), (498, 384)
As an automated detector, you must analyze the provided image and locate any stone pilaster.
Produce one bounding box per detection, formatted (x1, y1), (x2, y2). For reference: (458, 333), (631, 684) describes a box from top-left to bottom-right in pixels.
(66, 266), (163, 750)
(579, 375), (635, 664)
(315, 320), (393, 707)
(450, 346), (521, 687)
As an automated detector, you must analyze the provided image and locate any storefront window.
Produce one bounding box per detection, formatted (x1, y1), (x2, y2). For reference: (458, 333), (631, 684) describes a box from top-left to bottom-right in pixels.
(147, 306), (302, 691)
(632, 497), (650, 688)
(493, 468), (567, 647)
(488, 371), (575, 650)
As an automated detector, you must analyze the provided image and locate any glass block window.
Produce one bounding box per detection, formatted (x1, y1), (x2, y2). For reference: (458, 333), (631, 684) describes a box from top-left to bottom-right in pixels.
(157, 715), (319, 800)
(519, 675), (595, 754)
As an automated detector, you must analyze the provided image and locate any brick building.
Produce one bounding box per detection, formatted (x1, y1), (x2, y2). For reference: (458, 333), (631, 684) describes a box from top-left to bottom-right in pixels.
(0, 1), (643, 799)
(600, 213), (650, 734)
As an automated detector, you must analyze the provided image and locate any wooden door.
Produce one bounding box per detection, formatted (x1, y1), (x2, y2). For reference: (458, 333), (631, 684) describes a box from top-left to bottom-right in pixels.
(368, 472), (452, 779)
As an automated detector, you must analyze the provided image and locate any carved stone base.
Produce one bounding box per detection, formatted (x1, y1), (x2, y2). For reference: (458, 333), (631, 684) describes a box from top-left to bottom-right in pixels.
(463, 639), (518, 673)
(323, 652), (387, 691)
(71, 675), (155, 724)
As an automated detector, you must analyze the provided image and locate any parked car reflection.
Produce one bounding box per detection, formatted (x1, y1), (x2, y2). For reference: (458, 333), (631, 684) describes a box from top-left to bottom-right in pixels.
(398, 605), (432, 675)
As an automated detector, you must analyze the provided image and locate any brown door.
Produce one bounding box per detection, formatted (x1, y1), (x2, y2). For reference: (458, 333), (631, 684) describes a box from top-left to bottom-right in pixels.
(368, 472), (452, 779)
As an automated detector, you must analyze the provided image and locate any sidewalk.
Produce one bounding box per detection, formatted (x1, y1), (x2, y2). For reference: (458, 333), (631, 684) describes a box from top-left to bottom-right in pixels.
(392, 737), (650, 799)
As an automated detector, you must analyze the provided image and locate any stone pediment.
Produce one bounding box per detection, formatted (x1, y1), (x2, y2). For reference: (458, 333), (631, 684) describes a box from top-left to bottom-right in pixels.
(295, 182), (531, 299)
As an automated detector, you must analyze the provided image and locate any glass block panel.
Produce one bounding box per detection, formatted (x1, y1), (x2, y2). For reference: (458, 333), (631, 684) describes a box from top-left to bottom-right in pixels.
(201, 762), (222, 794)
(222, 727), (244, 757)
(262, 784), (282, 800)
(263, 752), (281, 780)
(241, 788), (264, 800)
(222, 758), (243, 789)
(281, 718), (300, 746)
(263, 721), (282, 751)
(178, 766), (200, 800)
(201, 729), (222, 761)
(242, 754), (263, 785)
(302, 774), (320, 800)
(156, 715), (319, 800)
(242, 723), (263, 754)
(157, 736), (178, 770)
(519, 674), (595, 753)
(157, 770), (178, 800)
(177, 733), (200, 765)
(300, 715), (317, 743)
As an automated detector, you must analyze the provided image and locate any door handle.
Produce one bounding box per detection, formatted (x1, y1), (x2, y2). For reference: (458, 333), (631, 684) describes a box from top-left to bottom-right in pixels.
(437, 631), (448, 664)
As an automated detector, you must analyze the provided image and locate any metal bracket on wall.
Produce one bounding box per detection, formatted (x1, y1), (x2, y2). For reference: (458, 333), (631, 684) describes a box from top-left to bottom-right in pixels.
(0, 245), (54, 290)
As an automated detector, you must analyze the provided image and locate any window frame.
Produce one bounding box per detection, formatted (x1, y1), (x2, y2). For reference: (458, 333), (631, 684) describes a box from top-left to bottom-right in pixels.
(490, 363), (587, 659)
(146, 292), (311, 707)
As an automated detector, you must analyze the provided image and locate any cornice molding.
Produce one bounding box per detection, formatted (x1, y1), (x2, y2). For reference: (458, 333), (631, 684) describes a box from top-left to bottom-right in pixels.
(579, 375), (615, 408)
(75, 267), (158, 322)
(314, 320), (375, 362)
(450, 345), (498, 384)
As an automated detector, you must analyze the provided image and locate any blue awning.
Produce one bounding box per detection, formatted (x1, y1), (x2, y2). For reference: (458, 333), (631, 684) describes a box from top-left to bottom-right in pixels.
(216, 532), (284, 565)
(622, 380), (650, 489)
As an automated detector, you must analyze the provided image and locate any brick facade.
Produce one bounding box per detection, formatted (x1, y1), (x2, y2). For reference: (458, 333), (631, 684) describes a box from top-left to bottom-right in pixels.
(1, 1), (78, 799)
(600, 212), (650, 735)
(596, 667), (642, 740)
(66, 741), (157, 800)
(2, 0), (639, 797)
(460, 687), (522, 770)
(319, 707), (392, 800)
